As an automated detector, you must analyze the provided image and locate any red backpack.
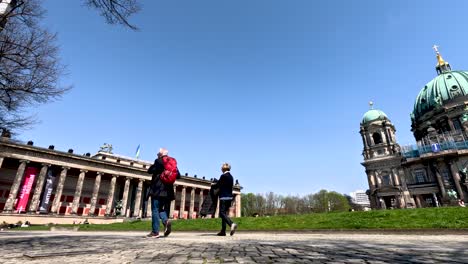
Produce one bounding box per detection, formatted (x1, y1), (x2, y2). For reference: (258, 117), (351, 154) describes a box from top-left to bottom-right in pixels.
(160, 156), (178, 184)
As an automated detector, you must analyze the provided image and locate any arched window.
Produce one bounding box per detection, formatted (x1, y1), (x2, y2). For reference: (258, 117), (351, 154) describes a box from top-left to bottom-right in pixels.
(381, 175), (391, 186)
(372, 132), (382, 144)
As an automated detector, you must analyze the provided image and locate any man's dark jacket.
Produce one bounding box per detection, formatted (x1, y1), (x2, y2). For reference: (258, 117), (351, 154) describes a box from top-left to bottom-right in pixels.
(212, 172), (233, 199)
(147, 156), (180, 200)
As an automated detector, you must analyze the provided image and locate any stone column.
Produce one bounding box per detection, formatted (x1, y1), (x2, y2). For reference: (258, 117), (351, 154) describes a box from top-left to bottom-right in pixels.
(0, 156), (4, 168)
(71, 170), (87, 214)
(133, 179), (144, 218)
(374, 171), (382, 188)
(105, 175), (118, 216)
(89, 172), (103, 216)
(146, 195), (152, 218)
(3, 160), (29, 212)
(121, 177), (131, 216)
(28, 164), (50, 213)
(449, 162), (466, 202)
(380, 130), (387, 144)
(433, 165), (447, 200)
(179, 186), (186, 219)
(369, 194), (378, 209)
(170, 185), (177, 218)
(391, 168), (400, 186)
(415, 195), (422, 208)
(448, 118), (455, 131)
(235, 193), (241, 217)
(51, 167), (69, 214)
(198, 189), (204, 216)
(189, 188), (195, 219)
(215, 197), (220, 218)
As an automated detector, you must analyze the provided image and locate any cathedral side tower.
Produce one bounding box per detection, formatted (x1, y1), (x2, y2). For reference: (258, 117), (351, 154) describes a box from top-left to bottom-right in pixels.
(360, 102), (414, 209)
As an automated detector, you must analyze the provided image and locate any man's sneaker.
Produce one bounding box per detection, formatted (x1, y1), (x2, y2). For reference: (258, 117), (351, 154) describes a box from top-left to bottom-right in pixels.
(164, 220), (172, 237)
(216, 232), (226, 236)
(230, 223), (238, 236)
(146, 232), (160, 238)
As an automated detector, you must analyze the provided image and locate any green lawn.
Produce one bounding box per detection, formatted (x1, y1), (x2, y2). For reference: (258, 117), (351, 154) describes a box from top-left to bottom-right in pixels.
(18, 207), (468, 231)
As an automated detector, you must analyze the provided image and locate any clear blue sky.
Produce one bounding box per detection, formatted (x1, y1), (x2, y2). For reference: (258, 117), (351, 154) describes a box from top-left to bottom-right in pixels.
(20, 0), (468, 196)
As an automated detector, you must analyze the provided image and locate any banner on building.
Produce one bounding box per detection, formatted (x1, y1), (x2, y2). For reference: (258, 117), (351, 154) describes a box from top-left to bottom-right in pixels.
(431, 143), (440, 153)
(39, 169), (56, 213)
(15, 167), (38, 213)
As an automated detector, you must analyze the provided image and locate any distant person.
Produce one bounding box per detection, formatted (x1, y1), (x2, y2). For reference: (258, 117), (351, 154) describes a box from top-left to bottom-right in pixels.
(146, 148), (180, 238)
(200, 178), (219, 218)
(212, 163), (237, 236)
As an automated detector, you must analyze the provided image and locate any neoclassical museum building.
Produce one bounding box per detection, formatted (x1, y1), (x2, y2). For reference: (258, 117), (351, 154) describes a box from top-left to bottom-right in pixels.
(361, 47), (468, 209)
(0, 138), (242, 224)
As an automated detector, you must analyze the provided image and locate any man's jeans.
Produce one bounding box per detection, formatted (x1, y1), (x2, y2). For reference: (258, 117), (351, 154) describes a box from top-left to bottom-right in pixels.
(151, 197), (168, 234)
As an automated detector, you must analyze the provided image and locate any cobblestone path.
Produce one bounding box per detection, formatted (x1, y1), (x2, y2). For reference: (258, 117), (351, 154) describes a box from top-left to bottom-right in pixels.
(0, 231), (467, 263)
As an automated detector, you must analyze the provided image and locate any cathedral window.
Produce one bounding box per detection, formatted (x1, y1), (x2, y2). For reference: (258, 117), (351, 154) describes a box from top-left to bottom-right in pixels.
(382, 175), (391, 186)
(372, 132), (382, 144)
(441, 168), (451, 182)
(452, 118), (462, 131)
(413, 169), (427, 183)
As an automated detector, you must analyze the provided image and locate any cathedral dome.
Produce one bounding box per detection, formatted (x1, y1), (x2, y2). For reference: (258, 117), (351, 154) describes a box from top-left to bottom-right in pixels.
(361, 109), (388, 125)
(412, 70), (468, 122)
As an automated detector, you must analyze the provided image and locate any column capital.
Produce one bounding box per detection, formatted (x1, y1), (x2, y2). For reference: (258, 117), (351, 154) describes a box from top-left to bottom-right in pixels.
(19, 159), (30, 164)
(125, 176), (132, 180)
(181, 186), (186, 190)
(61, 166), (70, 170)
(41, 163), (51, 167)
(138, 178), (145, 182)
(112, 174), (119, 178)
(80, 169), (88, 173)
(96, 171), (104, 176)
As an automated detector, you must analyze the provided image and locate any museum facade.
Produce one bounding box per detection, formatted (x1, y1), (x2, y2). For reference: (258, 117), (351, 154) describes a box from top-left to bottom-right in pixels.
(0, 137), (242, 224)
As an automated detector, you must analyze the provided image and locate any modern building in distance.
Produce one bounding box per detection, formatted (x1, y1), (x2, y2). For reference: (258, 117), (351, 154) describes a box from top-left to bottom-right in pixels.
(350, 190), (371, 209)
(0, 137), (242, 224)
(361, 47), (468, 209)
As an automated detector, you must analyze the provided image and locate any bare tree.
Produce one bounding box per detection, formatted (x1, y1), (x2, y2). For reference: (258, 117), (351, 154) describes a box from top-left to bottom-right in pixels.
(85, 0), (140, 30)
(0, 0), (69, 133)
(0, 0), (141, 133)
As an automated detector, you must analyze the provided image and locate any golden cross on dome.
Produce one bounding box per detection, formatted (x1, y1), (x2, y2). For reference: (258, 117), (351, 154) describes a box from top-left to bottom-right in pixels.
(432, 45), (447, 66)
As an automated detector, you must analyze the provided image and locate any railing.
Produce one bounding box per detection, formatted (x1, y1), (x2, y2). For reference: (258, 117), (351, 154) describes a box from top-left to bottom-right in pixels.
(401, 130), (468, 158)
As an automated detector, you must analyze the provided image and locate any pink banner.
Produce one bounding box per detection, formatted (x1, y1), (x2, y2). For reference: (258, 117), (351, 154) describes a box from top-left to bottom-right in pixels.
(15, 167), (38, 213)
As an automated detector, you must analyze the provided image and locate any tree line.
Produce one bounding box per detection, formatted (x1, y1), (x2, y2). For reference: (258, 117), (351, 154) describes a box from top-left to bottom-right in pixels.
(241, 190), (364, 217)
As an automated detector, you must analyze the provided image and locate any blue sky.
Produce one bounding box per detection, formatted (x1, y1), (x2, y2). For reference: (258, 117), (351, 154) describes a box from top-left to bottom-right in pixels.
(20, 0), (468, 196)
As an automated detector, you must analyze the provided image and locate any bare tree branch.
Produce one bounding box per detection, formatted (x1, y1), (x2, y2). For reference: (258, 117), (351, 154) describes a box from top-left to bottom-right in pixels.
(85, 0), (140, 30)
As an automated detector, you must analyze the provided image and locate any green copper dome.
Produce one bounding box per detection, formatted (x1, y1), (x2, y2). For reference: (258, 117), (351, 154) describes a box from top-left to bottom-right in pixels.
(362, 109), (388, 124)
(412, 71), (468, 121)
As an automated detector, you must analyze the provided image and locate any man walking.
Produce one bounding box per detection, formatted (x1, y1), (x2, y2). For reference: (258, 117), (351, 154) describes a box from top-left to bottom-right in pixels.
(146, 148), (180, 238)
(213, 163), (238, 236)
